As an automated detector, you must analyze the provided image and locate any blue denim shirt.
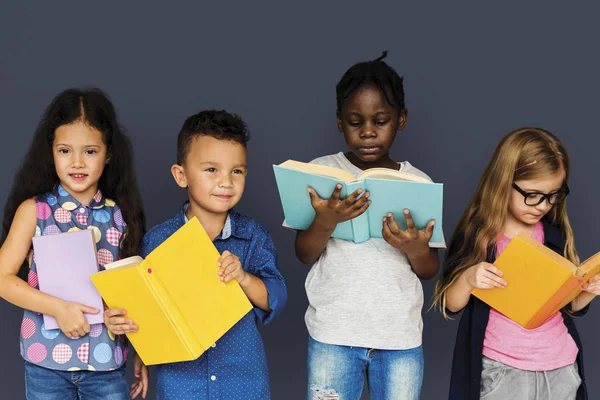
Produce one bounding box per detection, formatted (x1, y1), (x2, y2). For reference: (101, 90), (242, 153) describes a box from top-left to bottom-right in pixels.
(140, 203), (287, 400)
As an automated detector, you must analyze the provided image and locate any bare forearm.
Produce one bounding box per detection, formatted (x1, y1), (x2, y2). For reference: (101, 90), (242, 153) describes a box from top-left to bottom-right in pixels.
(407, 249), (439, 280)
(239, 273), (270, 311)
(445, 273), (473, 313)
(295, 217), (336, 264)
(0, 274), (64, 316)
(571, 291), (596, 313)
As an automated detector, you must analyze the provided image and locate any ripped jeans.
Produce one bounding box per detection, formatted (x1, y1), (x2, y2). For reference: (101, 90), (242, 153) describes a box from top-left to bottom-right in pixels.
(307, 336), (423, 400)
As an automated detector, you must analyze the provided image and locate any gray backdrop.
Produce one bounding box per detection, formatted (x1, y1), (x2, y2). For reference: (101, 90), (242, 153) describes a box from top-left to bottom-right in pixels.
(1, 2), (599, 399)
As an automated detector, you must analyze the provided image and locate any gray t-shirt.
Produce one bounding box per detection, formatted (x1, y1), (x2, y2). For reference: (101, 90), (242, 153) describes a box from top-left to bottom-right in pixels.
(302, 152), (445, 350)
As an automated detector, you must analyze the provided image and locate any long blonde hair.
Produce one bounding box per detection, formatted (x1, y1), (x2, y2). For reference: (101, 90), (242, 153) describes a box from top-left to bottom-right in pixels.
(433, 127), (578, 317)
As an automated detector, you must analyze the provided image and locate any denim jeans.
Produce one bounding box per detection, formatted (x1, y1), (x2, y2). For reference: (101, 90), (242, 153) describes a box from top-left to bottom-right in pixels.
(307, 336), (424, 400)
(24, 361), (129, 400)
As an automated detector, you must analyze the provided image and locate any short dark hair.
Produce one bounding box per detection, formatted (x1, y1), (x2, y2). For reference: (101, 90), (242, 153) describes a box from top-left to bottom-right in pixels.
(176, 110), (250, 164)
(336, 51), (406, 113)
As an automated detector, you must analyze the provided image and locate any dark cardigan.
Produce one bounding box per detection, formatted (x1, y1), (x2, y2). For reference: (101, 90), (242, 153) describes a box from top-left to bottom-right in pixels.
(445, 220), (588, 400)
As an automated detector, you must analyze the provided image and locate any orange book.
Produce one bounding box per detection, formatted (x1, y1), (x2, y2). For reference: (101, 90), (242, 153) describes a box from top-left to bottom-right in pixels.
(471, 232), (600, 329)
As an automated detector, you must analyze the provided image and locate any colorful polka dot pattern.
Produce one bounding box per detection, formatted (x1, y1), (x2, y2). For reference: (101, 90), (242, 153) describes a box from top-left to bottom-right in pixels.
(20, 184), (128, 371)
(144, 205), (286, 399)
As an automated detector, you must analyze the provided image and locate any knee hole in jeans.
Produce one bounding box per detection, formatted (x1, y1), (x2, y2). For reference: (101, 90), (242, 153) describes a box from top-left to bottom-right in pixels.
(310, 385), (340, 400)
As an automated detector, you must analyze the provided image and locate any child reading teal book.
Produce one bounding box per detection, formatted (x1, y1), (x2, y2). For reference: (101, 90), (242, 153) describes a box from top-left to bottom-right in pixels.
(289, 51), (445, 400)
(274, 159), (443, 243)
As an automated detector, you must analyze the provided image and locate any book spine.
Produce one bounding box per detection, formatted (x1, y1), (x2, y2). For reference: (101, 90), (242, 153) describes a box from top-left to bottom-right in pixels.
(351, 212), (370, 243)
(526, 276), (581, 329)
(139, 264), (203, 359)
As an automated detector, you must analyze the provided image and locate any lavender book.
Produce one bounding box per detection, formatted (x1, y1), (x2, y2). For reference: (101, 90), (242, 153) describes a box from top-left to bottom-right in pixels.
(32, 229), (104, 330)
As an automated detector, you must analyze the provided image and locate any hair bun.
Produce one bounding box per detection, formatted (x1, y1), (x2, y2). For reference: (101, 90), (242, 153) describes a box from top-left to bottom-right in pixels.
(375, 50), (388, 62)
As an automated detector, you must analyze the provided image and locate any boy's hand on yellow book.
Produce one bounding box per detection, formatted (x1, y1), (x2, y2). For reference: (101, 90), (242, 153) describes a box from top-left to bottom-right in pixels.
(130, 352), (149, 399)
(218, 250), (248, 285)
(381, 210), (433, 256)
(308, 185), (371, 230)
(581, 272), (600, 295)
(55, 300), (99, 339)
(464, 262), (507, 290)
(103, 308), (139, 335)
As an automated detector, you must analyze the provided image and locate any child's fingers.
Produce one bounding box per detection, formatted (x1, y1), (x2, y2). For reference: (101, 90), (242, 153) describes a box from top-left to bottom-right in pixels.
(222, 268), (242, 283)
(381, 220), (402, 247)
(115, 324), (138, 333)
(583, 281), (600, 293)
(344, 188), (363, 206)
(104, 308), (127, 318)
(589, 273), (600, 283)
(422, 220), (436, 240)
(402, 209), (419, 238)
(220, 263), (237, 280)
(385, 214), (406, 237)
(483, 272), (507, 287)
(349, 200), (371, 218)
(217, 251), (232, 266)
(328, 184), (343, 203)
(307, 188), (323, 208)
(481, 276), (505, 289)
(351, 191), (369, 208)
(130, 382), (141, 399)
(218, 256), (239, 276)
(78, 304), (100, 314)
(483, 263), (503, 277)
(109, 316), (134, 326)
(141, 367), (149, 398)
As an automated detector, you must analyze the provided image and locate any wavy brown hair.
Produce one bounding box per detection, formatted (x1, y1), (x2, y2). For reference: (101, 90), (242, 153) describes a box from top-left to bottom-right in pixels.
(2, 89), (146, 278)
(433, 127), (577, 317)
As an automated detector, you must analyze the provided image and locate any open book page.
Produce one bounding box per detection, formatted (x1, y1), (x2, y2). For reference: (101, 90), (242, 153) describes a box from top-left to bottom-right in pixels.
(578, 252), (600, 278)
(357, 167), (431, 183)
(279, 160), (355, 183)
(103, 255), (144, 271)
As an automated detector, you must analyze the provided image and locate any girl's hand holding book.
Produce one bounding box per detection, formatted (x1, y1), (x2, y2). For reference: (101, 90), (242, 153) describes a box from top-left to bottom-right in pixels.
(55, 300), (99, 339)
(581, 272), (600, 295)
(103, 308), (139, 335)
(464, 262), (507, 290)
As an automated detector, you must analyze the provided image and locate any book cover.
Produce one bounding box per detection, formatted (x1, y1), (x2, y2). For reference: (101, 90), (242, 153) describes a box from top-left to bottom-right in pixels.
(273, 160), (444, 244)
(32, 229), (103, 330)
(90, 217), (253, 365)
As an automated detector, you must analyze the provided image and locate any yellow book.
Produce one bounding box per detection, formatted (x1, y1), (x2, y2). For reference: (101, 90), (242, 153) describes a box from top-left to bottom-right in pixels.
(471, 232), (600, 329)
(90, 217), (253, 365)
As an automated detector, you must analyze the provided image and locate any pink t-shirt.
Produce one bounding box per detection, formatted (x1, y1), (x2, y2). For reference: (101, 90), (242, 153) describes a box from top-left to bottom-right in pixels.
(481, 222), (579, 371)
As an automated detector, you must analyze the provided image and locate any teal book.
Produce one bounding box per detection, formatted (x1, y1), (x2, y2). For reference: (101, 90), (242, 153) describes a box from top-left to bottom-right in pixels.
(273, 160), (443, 244)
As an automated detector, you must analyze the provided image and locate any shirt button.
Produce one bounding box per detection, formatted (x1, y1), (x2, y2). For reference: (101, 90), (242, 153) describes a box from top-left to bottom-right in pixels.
(210, 375), (216, 381)
(211, 343), (216, 348)
(79, 208), (85, 213)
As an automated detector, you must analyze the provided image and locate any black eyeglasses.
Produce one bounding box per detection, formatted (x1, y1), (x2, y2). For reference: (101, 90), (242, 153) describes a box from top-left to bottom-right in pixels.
(512, 182), (570, 206)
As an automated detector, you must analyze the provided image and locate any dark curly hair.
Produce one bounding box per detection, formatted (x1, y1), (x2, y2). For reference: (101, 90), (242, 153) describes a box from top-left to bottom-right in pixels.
(336, 50), (406, 114)
(2, 88), (146, 278)
(176, 109), (250, 165)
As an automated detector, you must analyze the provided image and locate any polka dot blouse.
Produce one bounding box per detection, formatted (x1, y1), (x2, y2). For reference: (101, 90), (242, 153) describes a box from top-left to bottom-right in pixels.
(20, 184), (128, 372)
